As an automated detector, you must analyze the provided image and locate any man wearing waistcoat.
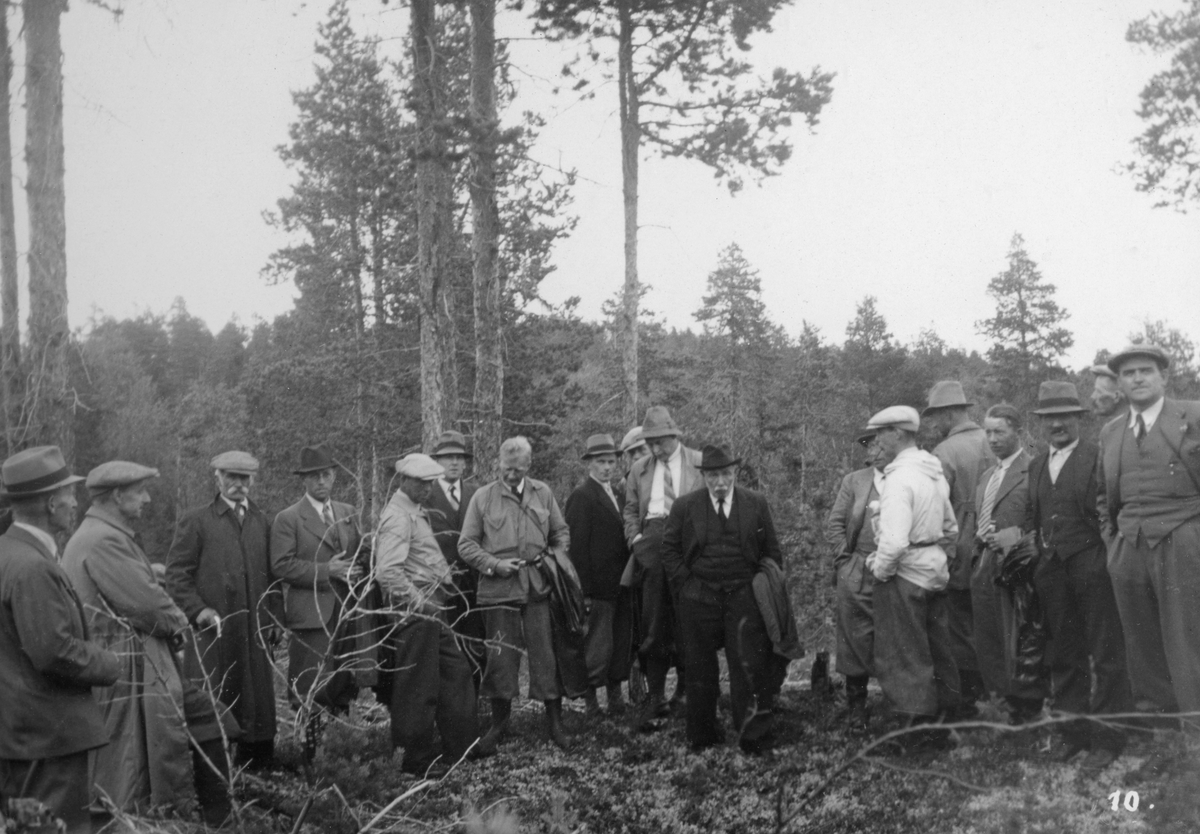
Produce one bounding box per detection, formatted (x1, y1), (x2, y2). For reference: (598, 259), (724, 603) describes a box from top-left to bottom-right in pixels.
(1026, 382), (1132, 777)
(1097, 343), (1200, 781)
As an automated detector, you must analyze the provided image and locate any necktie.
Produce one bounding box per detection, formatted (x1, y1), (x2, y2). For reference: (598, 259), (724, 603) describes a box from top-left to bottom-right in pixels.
(1135, 413), (1147, 444)
(448, 482), (459, 510)
(322, 503), (334, 528)
(662, 463), (676, 511)
(512, 485), (522, 501)
(976, 468), (1002, 538)
(605, 483), (619, 511)
(235, 503), (246, 526)
(322, 503), (342, 550)
(717, 496), (727, 523)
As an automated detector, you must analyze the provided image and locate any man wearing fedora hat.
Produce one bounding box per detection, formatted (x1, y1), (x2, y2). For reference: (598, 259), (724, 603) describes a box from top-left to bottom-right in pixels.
(661, 444), (783, 753)
(166, 450), (280, 769)
(924, 380), (994, 714)
(1089, 365), (1127, 420)
(425, 430), (485, 686)
(270, 445), (363, 751)
(622, 406), (703, 725)
(1096, 344), (1200, 780)
(0, 447), (121, 834)
(565, 434), (633, 718)
(1026, 382), (1132, 775)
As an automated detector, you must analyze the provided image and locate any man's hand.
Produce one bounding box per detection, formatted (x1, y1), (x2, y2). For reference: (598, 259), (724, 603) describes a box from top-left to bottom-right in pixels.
(328, 552), (362, 583)
(196, 607), (221, 634)
(267, 627), (283, 648)
(493, 557), (522, 578)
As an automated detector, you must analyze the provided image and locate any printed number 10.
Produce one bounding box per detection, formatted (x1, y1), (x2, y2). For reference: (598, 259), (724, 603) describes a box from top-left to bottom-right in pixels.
(1108, 790), (1139, 811)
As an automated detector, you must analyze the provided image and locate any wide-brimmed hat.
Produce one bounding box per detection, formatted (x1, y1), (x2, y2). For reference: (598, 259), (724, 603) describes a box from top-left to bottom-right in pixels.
(293, 444), (337, 475)
(1032, 381), (1088, 416)
(431, 430), (471, 458)
(1089, 365), (1117, 381)
(1107, 343), (1170, 374)
(581, 433), (618, 460)
(921, 380), (974, 416)
(866, 405), (921, 433)
(1, 446), (84, 498)
(698, 444), (741, 471)
(211, 451), (259, 475)
(619, 426), (646, 454)
(86, 461), (160, 495)
(395, 453), (444, 481)
(641, 406), (681, 440)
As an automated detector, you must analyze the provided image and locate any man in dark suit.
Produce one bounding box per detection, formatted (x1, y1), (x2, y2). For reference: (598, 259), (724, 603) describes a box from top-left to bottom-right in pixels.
(0, 446), (120, 834)
(662, 444), (783, 754)
(1097, 344), (1200, 780)
(1026, 382), (1132, 776)
(270, 445), (362, 755)
(565, 433), (632, 718)
(972, 404), (1044, 724)
(424, 430), (484, 685)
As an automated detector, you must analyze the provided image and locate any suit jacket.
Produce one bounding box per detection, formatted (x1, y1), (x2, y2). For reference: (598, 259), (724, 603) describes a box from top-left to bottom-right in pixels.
(0, 526), (120, 759)
(1025, 440), (1102, 560)
(564, 476), (629, 600)
(1096, 397), (1200, 540)
(622, 444), (704, 544)
(661, 487), (782, 593)
(270, 496), (361, 630)
(824, 467), (877, 567)
(974, 448), (1031, 553)
(424, 479), (478, 570)
(933, 421), (995, 586)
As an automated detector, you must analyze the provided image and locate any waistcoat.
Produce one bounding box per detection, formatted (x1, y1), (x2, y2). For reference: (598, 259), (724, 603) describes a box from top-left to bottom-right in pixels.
(1117, 421), (1200, 544)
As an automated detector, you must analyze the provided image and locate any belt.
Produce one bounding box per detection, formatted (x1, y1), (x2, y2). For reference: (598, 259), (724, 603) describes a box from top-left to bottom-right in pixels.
(909, 540), (938, 548)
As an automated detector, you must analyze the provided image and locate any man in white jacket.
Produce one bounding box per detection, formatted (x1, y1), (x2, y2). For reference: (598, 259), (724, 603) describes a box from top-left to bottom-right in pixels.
(864, 406), (961, 751)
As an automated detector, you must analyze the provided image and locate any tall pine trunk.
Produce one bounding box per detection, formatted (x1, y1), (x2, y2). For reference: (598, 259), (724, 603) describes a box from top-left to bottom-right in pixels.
(617, 0), (640, 426)
(24, 0), (71, 461)
(469, 0), (502, 481)
(0, 6), (20, 455)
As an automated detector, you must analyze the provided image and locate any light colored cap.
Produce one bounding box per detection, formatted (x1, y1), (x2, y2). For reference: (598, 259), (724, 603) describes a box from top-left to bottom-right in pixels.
(1088, 365), (1117, 381)
(395, 453), (444, 481)
(1107, 343), (1170, 373)
(620, 426), (646, 453)
(866, 405), (921, 433)
(86, 461), (160, 493)
(211, 451), (259, 475)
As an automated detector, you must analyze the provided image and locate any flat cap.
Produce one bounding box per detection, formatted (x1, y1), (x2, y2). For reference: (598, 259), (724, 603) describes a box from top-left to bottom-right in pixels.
(1107, 343), (1170, 374)
(395, 453), (444, 481)
(866, 405), (921, 433)
(620, 426), (646, 453)
(1089, 365), (1117, 381)
(211, 450), (259, 475)
(86, 461), (160, 492)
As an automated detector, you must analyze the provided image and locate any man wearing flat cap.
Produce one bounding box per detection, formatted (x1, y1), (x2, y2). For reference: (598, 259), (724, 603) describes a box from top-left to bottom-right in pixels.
(923, 380), (994, 715)
(565, 434), (633, 718)
(617, 426), (649, 495)
(864, 407), (960, 751)
(166, 450), (279, 769)
(376, 454), (479, 776)
(63, 462), (237, 825)
(623, 405), (703, 725)
(1096, 343), (1200, 780)
(271, 444), (362, 750)
(824, 429), (885, 727)
(661, 444), (785, 753)
(1089, 365), (1126, 421)
(424, 430), (485, 686)
(0, 447), (120, 834)
(1025, 383), (1132, 776)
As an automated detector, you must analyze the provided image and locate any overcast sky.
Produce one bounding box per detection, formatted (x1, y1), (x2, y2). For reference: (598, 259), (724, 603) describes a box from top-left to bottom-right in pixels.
(23, 0), (1200, 369)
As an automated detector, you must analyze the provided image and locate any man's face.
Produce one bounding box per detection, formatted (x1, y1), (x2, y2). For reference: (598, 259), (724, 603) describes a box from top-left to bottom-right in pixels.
(864, 437), (885, 471)
(303, 468), (336, 503)
(624, 445), (650, 473)
(114, 482), (152, 522)
(216, 471), (252, 503)
(1039, 412), (1081, 450)
(434, 453), (467, 483)
(647, 436), (679, 463)
(46, 485), (78, 534)
(984, 416), (1020, 459)
(1090, 375), (1123, 417)
(400, 475), (433, 504)
(587, 453), (617, 484)
(500, 455), (530, 488)
(1117, 358), (1168, 409)
(874, 427), (902, 464)
(702, 465), (737, 501)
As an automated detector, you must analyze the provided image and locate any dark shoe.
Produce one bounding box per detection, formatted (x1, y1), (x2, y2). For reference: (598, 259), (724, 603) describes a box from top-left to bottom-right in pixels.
(605, 684), (627, 716)
(402, 759), (450, 779)
(630, 698), (667, 733)
(947, 701), (980, 722)
(476, 698), (511, 755)
(847, 702), (870, 731)
(1045, 735), (1089, 763)
(545, 698), (570, 750)
(1078, 747), (1119, 779)
(1131, 746), (1175, 782)
(739, 734), (773, 756)
(667, 691), (687, 716)
(193, 739), (232, 827)
(688, 728), (725, 752)
(584, 689), (603, 720)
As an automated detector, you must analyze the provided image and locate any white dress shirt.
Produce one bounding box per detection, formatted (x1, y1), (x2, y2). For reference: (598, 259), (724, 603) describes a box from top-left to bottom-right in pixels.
(1048, 438), (1079, 484)
(709, 485), (735, 515)
(647, 444), (683, 517)
(1128, 395), (1165, 432)
(438, 477), (461, 507)
(591, 474), (620, 511)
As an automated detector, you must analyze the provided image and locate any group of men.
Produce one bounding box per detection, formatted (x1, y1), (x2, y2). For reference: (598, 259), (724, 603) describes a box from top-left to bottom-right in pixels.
(826, 342), (1199, 778)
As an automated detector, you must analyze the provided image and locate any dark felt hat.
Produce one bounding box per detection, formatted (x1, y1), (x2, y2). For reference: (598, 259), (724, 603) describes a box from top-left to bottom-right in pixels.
(431, 430), (471, 458)
(922, 380), (974, 416)
(1, 446), (84, 498)
(698, 444), (741, 471)
(1107, 343), (1170, 374)
(581, 433), (618, 460)
(641, 406), (681, 440)
(1032, 381), (1088, 416)
(293, 444), (338, 475)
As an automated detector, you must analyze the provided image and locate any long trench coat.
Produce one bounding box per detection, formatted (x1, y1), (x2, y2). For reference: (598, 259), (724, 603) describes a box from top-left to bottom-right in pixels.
(166, 496), (279, 743)
(62, 506), (195, 814)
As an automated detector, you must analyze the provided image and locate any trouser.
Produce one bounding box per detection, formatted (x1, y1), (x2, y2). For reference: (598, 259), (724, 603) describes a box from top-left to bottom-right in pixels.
(971, 545), (1046, 704)
(1107, 521), (1200, 716)
(677, 581), (774, 747)
(873, 576), (960, 717)
(288, 625), (359, 711)
(634, 518), (684, 697)
(445, 571), (488, 688)
(388, 616), (479, 770)
(0, 752), (92, 834)
(834, 552), (875, 677)
(481, 599), (562, 700)
(1034, 544), (1132, 750)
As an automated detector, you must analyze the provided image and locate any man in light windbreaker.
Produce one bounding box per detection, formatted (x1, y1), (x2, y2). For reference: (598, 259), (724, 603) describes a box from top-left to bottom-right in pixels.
(864, 406), (961, 752)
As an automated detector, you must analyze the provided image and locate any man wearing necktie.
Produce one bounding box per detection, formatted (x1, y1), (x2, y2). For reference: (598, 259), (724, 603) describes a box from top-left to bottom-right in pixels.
(623, 406), (704, 727)
(565, 433), (632, 718)
(269, 445), (362, 753)
(1097, 343), (1200, 781)
(661, 444), (783, 753)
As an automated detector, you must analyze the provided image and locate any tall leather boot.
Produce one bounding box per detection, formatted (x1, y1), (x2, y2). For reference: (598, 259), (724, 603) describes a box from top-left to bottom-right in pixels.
(475, 698), (511, 756)
(194, 739), (232, 828)
(845, 674), (869, 728)
(545, 698), (570, 750)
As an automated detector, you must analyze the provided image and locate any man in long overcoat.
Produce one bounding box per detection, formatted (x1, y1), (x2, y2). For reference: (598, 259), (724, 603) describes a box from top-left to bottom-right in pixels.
(166, 451), (279, 768)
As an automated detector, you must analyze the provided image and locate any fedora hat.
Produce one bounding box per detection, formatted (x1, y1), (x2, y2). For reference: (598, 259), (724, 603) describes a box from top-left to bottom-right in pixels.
(1032, 381), (1088, 416)
(1, 446), (84, 498)
(581, 433), (618, 460)
(431, 430), (471, 458)
(922, 380), (974, 416)
(1107, 343), (1170, 374)
(293, 444), (338, 475)
(698, 444), (741, 471)
(641, 406), (681, 440)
